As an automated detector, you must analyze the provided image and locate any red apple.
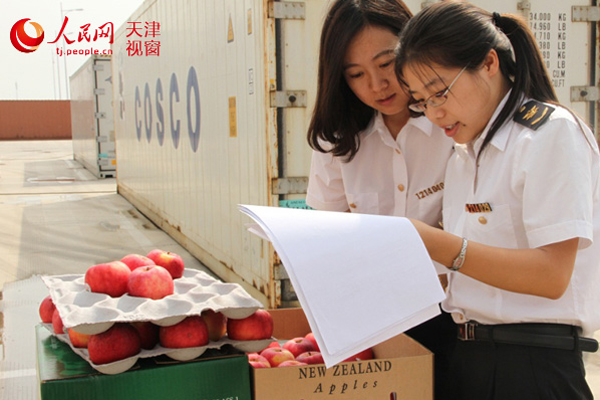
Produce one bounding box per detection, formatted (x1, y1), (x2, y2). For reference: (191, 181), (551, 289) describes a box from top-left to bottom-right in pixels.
(39, 295), (56, 323)
(68, 329), (91, 348)
(88, 324), (141, 365)
(283, 337), (317, 358)
(52, 309), (64, 334)
(127, 265), (174, 300)
(201, 310), (227, 341)
(227, 309), (273, 341)
(131, 321), (160, 350)
(265, 340), (281, 349)
(259, 342), (282, 356)
(159, 316), (209, 348)
(248, 353), (270, 368)
(260, 347), (295, 367)
(278, 360), (308, 367)
(85, 261), (131, 297)
(146, 249), (185, 279)
(296, 351), (324, 365)
(120, 254), (155, 271)
(305, 332), (319, 351)
(343, 347), (374, 362)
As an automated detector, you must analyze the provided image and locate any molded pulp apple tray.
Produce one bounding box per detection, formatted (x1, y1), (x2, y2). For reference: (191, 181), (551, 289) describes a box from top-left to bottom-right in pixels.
(42, 268), (270, 375)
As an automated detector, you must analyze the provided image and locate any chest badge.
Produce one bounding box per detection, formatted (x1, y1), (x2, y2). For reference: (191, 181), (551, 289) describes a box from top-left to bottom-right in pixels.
(465, 203), (493, 213)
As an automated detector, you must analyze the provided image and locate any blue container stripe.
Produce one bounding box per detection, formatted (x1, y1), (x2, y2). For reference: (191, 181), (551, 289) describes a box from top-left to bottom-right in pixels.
(278, 199), (312, 210)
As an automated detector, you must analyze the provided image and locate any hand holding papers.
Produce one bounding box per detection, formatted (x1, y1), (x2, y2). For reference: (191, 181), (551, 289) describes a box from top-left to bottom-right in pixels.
(238, 205), (446, 367)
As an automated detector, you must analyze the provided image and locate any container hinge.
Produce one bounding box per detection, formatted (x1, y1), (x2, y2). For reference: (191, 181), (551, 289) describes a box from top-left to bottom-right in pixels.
(272, 177), (308, 195)
(95, 112), (106, 119)
(93, 64), (105, 71)
(94, 88), (106, 96)
(268, 1), (305, 20)
(572, 6), (600, 22)
(270, 90), (307, 108)
(571, 86), (600, 102)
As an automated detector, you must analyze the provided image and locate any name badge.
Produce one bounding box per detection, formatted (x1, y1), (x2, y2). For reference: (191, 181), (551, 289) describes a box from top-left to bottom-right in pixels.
(465, 203), (493, 213)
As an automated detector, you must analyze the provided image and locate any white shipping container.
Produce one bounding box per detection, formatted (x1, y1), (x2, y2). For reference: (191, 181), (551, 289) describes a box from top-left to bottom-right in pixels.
(70, 55), (116, 178)
(112, 0), (599, 307)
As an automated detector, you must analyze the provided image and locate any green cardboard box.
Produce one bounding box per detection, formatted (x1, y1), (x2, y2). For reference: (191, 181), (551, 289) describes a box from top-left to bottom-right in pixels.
(36, 325), (251, 400)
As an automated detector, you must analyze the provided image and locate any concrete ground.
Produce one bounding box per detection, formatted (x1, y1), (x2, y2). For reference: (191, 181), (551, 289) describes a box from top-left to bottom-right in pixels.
(0, 140), (215, 399)
(1, 140), (599, 399)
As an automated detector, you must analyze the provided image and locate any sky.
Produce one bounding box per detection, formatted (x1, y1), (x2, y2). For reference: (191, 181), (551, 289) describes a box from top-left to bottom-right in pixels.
(2, 0), (144, 100)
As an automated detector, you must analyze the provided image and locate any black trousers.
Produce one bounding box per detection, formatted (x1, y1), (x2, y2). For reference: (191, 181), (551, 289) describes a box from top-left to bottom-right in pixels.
(445, 339), (593, 400)
(405, 310), (457, 400)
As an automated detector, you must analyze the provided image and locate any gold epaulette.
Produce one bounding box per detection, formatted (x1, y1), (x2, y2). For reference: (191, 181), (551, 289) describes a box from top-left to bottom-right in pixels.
(514, 100), (555, 131)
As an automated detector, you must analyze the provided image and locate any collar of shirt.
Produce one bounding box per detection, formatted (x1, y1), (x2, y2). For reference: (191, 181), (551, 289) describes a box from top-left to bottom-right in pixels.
(454, 90), (518, 161)
(364, 112), (436, 146)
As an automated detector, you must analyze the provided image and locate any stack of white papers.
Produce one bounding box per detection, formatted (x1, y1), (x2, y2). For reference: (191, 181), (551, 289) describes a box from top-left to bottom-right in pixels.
(238, 205), (445, 368)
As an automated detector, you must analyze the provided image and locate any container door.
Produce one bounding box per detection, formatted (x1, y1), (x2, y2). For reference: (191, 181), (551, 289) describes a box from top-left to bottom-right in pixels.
(94, 57), (116, 175)
(269, 0), (327, 305)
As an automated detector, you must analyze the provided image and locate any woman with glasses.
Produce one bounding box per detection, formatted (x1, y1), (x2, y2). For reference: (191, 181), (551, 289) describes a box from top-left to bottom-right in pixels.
(306, 0), (455, 397)
(395, 1), (600, 398)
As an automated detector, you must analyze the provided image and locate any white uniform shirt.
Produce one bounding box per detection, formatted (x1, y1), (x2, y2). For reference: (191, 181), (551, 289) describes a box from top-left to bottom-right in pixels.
(443, 95), (600, 335)
(306, 112), (454, 227)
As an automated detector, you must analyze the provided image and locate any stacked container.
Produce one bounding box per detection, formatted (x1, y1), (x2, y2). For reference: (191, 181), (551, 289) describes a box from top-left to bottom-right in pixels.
(70, 55), (116, 178)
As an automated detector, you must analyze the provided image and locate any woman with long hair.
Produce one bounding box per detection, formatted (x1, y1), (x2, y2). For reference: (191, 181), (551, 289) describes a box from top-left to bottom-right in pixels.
(306, 1), (456, 398)
(396, 1), (600, 398)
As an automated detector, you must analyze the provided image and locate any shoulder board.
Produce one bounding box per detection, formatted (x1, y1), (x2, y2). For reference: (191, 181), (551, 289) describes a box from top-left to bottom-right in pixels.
(513, 100), (555, 130)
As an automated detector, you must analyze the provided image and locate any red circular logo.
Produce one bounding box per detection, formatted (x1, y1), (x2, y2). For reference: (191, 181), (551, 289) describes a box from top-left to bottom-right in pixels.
(10, 18), (45, 53)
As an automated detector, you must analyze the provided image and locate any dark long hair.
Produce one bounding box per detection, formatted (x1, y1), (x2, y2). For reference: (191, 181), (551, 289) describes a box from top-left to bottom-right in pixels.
(307, 0), (412, 160)
(395, 0), (557, 159)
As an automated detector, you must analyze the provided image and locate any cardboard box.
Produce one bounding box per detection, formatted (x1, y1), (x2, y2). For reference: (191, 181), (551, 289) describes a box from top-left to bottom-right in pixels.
(252, 308), (433, 400)
(36, 325), (251, 400)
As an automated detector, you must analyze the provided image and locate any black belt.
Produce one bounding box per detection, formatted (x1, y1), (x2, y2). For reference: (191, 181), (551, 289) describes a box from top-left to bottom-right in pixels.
(457, 322), (599, 353)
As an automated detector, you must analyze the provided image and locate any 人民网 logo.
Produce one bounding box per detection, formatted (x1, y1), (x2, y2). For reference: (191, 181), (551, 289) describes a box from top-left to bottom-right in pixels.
(10, 18), (44, 53)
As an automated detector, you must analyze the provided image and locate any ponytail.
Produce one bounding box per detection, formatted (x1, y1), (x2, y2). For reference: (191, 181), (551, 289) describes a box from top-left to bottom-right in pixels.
(395, 1), (558, 158)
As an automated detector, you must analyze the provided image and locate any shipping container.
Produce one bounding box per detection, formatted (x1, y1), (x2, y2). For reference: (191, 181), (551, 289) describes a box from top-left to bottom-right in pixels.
(112, 0), (600, 308)
(70, 55), (116, 178)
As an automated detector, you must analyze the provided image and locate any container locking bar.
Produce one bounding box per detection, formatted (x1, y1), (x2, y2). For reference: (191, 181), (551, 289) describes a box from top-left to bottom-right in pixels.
(571, 86), (600, 102)
(517, 2), (531, 11)
(572, 6), (600, 22)
(272, 177), (308, 195)
(270, 90), (307, 108)
(268, 1), (305, 20)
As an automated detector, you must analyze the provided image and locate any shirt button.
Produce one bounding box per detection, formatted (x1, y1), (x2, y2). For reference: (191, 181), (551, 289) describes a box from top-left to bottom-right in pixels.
(478, 216), (488, 225)
(397, 184), (405, 192)
(349, 203), (357, 209)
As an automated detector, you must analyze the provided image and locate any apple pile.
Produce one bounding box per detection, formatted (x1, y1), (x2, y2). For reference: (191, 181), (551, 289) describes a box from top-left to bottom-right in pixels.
(82, 249), (185, 300)
(39, 287), (274, 366)
(38, 250), (274, 369)
(247, 331), (374, 368)
(248, 333), (319, 368)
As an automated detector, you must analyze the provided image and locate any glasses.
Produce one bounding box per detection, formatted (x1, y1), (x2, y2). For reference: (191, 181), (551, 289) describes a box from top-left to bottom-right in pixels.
(408, 65), (469, 113)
